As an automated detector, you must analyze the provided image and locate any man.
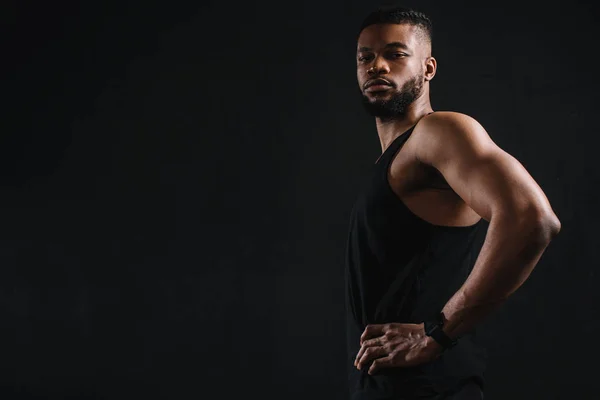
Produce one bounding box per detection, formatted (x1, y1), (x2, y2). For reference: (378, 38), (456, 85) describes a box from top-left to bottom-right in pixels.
(344, 6), (561, 400)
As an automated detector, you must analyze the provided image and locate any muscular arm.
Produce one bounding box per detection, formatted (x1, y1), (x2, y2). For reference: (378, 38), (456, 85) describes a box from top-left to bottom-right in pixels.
(414, 112), (561, 341)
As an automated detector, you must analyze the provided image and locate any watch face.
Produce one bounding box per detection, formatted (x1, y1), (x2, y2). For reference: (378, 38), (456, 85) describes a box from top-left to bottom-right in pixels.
(424, 322), (438, 335)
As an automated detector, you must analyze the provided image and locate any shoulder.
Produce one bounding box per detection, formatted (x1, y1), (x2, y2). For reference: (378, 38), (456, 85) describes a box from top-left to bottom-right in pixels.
(411, 111), (499, 167)
(413, 111), (491, 144)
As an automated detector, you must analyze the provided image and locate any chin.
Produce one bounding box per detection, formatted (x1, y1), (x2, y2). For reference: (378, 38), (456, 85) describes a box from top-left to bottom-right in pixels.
(370, 92), (392, 99)
(369, 88), (395, 96)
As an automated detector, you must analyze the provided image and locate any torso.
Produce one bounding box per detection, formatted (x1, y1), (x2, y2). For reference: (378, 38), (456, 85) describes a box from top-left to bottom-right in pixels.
(381, 128), (482, 227)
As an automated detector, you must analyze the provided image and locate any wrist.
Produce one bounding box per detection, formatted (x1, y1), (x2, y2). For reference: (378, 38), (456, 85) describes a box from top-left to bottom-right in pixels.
(424, 313), (459, 350)
(419, 334), (444, 360)
(424, 334), (444, 351)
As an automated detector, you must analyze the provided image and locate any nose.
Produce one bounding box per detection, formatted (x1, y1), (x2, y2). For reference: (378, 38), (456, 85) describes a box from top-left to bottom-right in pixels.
(368, 56), (390, 76)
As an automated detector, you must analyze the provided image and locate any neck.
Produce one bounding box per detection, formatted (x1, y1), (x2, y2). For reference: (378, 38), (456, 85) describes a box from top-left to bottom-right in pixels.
(374, 94), (433, 153)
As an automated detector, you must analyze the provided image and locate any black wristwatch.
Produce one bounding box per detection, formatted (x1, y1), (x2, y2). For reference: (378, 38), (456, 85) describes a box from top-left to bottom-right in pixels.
(424, 313), (458, 350)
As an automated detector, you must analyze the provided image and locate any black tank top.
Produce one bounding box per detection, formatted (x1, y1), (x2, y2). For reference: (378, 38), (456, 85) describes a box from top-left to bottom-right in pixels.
(344, 121), (488, 399)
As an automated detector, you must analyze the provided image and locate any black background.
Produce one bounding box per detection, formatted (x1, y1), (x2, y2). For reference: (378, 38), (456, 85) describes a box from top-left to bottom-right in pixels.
(1, 1), (598, 399)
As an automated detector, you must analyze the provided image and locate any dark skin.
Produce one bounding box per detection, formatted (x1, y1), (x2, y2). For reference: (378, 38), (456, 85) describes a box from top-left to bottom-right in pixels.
(353, 23), (561, 375)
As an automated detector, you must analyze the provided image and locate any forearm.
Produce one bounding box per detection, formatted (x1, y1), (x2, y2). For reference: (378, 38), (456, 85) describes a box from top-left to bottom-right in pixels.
(440, 210), (561, 339)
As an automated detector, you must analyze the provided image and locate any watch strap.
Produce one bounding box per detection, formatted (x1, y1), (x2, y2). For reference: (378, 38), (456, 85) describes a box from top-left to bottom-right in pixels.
(424, 314), (458, 349)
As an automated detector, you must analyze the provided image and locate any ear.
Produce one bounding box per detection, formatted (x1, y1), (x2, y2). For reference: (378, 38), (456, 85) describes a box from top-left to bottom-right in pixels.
(424, 57), (437, 81)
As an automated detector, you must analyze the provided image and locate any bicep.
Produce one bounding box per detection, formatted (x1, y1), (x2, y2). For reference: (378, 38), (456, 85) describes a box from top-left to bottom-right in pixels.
(443, 149), (546, 222)
(417, 113), (551, 222)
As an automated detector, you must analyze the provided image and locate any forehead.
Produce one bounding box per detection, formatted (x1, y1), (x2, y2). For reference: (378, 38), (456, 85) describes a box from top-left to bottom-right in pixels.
(357, 23), (420, 51)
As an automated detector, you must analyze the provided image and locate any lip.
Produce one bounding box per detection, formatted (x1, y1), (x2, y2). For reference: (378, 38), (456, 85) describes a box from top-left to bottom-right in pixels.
(364, 79), (394, 91)
(366, 84), (393, 92)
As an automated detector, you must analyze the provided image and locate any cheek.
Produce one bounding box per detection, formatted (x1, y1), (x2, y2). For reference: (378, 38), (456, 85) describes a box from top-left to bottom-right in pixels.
(357, 70), (366, 85)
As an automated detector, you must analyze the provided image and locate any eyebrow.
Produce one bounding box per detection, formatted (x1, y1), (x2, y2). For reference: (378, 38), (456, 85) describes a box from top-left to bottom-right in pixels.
(358, 42), (409, 52)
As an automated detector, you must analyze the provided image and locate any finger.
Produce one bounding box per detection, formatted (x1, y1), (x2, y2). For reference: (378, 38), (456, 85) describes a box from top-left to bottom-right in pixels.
(356, 346), (387, 370)
(360, 324), (386, 345)
(368, 355), (394, 375)
(357, 346), (385, 370)
(360, 324), (383, 345)
(354, 343), (370, 365)
(354, 336), (384, 366)
(354, 346), (364, 366)
(361, 336), (383, 348)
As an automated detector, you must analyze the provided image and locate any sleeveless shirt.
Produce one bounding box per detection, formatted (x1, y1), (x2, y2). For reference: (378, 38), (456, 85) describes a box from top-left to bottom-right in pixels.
(344, 122), (488, 399)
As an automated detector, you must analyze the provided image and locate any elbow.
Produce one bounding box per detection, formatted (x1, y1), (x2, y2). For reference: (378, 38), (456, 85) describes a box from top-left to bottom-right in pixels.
(526, 208), (561, 244)
(547, 213), (561, 238)
(495, 205), (561, 244)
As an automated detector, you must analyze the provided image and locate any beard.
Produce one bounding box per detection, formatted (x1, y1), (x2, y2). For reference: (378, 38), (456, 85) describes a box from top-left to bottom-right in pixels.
(360, 72), (424, 121)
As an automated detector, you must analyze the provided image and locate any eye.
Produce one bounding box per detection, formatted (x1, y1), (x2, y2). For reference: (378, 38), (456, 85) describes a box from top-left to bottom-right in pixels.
(389, 53), (406, 59)
(357, 55), (373, 63)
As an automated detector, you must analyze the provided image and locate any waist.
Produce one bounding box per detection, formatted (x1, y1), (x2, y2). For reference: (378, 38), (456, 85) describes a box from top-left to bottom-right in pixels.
(347, 342), (486, 398)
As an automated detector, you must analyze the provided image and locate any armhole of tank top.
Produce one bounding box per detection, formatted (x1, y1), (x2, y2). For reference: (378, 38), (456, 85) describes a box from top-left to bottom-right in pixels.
(380, 127), (415, 184)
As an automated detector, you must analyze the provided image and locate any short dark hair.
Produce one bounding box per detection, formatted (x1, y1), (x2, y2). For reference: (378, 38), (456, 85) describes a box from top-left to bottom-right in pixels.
(358, 5), (433, 47)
